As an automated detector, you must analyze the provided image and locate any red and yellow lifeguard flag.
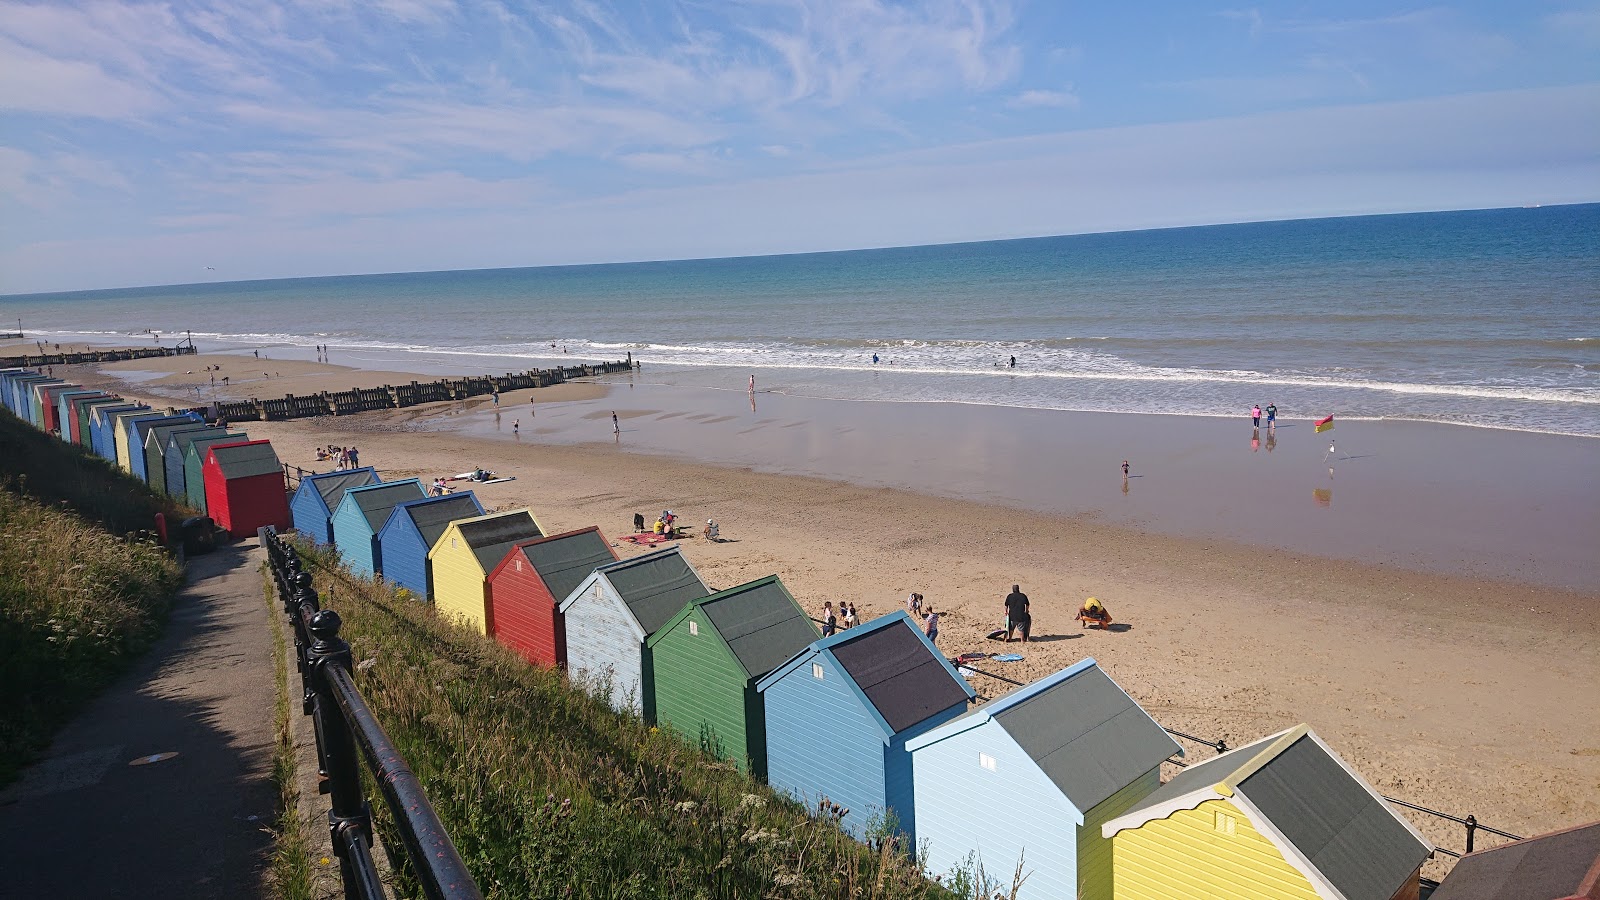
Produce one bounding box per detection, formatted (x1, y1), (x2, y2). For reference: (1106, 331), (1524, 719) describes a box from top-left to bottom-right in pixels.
(1314, 414), (1335, 433)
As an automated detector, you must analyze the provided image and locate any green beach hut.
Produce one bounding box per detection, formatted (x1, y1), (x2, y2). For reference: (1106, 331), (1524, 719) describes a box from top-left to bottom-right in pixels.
(184, 430), (250, 512)
(645, 575), (818, 777)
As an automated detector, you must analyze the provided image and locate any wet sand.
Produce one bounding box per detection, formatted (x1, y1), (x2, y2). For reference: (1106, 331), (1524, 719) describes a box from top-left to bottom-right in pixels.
(71, 354), (1600, 876)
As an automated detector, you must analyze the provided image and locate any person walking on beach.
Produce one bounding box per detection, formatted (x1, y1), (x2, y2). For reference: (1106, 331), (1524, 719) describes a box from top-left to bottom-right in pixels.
(1251, 404), (1262, 427)
(492, 389), (500, 407)
(1121, 460), (1130, 478)
(872, 353), (879, 365)
(1009, 355), (1016, 368)
(612, 411), (619, 433)
(749, 374), (756, 392)
(512, 419), (519, 436)
(1004, 585), (1031, 643)
(1266, 403), (1277, 427)
(821, 602), (837, 637)
(844, 603), (859, 629)
(907, 592), (923, 617)
(923, 607), (939, 645)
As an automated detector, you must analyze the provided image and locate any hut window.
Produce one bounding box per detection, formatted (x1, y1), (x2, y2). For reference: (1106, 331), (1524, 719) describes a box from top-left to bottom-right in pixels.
(812, 663), (825, 680)
(451, 537), (458, 549)
(688, 620), (698, 636)
(979, 752), (996, 772)
(1213, 810), (1237, 835)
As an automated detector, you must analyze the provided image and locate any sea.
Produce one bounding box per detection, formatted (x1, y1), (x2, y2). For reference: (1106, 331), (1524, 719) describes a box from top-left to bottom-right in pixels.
(8, 204), (1599, 437)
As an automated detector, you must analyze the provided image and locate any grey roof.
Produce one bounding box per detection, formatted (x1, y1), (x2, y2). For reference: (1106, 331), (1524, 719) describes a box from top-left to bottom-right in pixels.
(209, 441), (281, 479)
(1123, 731), (1282, 812)
(698, 577), (818, 680)
(1430, 821), (1600, 900)
(343, 482), (427, 533)
(511, 529), (614, 605)
(830, 621), (971, 733)
(603, 550), (710, 635)
(309, 469), (379, 513)
(1237, 733), (1432, 900)
(992, 665), (1182, 812)
(397, 494), (484, 548)
(170, 426), (225, 453)
(184, 431), (249, 459)
(454, 511), (541, 572)
(145, 420), (211, 453)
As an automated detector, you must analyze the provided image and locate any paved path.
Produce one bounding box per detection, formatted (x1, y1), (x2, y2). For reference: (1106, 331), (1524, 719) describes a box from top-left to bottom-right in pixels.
(0, 539), (277, 899)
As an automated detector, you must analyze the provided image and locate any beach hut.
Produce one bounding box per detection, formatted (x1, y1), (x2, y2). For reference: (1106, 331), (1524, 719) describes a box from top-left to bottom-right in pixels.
(184, 431), (249, 512)
(125, 413), (200, 482)
(1101, 723), (1432, 900)
(1, 371), (40, 415)
(290, 467), (380, 545)
(645, 575), (818, 777)
(330, 480), (427, 578)
(757, 611), (975, 842)
(20, 376), (60, 425)
(375, 493), (485, 600)
(1429, 819), (1600, 900)
(484, 526), (617, 669)
(428, 509), (544, 634)
(57, 390), (109, 442)
(558, 546), (710, 720)
(12, 374), (56, 423)
(35, 382), (78, 433)
(89, 403), (143, 460)
(201, 439), (291, 537)
(72, 395), (122, 447)
(164, 426), (225, 500)
(143, 420), (211, 496)
(114, 410), (168, 473)
(905, 658), (1182, 900)
(0, 370), (29, 415)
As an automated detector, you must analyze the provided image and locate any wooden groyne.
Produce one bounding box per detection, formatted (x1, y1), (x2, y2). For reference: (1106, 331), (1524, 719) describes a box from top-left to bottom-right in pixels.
(199, 358), (636, 422)
(0, 345), (197, 368)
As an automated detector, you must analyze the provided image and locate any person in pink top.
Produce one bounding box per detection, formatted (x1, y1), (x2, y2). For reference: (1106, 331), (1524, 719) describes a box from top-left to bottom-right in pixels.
(1251, 404), (1262, 427)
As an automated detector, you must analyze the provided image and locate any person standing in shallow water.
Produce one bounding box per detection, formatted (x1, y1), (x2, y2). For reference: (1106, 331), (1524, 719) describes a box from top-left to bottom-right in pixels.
(612, 411), (619, 433)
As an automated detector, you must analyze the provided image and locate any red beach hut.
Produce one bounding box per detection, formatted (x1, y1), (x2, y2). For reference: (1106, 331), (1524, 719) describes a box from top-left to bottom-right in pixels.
(202, 439), (291, 538)
(485, 526), (617, 669)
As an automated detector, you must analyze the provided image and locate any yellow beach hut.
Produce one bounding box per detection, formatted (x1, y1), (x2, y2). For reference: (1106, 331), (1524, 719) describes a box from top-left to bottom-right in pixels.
(1101, 724), (1432, 900)
(428, 509), (543, 635)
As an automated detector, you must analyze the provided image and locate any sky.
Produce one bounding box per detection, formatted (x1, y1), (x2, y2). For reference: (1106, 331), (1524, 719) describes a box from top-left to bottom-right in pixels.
(2, 1), (1598, 294)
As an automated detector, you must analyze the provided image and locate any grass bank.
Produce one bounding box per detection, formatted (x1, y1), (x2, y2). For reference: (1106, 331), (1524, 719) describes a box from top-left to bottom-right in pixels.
(293, 541), (961, 900)
(0, 411), (185, 785)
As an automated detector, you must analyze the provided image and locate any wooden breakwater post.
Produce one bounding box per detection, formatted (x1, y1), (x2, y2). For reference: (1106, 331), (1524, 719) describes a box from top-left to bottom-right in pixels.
(0, 344), (199, 369)
(192, 358), (636, 422)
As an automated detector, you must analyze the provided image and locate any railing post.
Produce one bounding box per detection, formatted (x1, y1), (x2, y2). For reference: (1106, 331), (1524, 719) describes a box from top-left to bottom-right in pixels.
(306, 608), (375, 896)
(1465, 814), (1477, 854)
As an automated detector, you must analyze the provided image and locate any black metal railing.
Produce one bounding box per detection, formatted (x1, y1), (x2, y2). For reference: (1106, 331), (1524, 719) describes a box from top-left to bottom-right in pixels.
(948, 656), (1521, 863)
(261, 525), (482, 900)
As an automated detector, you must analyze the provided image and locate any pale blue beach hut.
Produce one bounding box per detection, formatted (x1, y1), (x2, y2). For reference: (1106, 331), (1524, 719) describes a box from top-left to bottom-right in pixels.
(290, 467), (379, 545)
(164, 426), (224, 500)
(125, 413), (200, 482)
(90, 404), (146, 461)
(756, 611), (974, 843)
(904, 658), (1181, 900)
(55, 390), (107, 441)
(374, 493), (485, 599)
(558, 546), (711, 720)
(330, 480), (427, 578)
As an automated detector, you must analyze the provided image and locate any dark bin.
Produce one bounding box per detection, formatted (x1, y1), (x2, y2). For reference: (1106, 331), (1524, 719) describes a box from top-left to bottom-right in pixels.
(181, 516), (217, 555)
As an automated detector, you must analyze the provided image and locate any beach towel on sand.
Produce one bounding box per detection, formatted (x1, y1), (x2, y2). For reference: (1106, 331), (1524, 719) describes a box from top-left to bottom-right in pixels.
(991, 653), (1023, 663)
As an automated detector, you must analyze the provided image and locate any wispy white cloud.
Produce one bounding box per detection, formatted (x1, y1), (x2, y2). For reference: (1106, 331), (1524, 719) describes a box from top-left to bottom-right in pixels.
(1006, 87), (1079, 109)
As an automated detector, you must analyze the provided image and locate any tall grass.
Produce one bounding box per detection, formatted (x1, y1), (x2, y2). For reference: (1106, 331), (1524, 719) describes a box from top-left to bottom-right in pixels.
(0, 410), (186, 785)
(294, 541), (958, 899)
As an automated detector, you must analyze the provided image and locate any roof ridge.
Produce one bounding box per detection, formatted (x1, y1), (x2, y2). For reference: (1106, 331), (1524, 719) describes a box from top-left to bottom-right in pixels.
(1216, 723), (1308, 797)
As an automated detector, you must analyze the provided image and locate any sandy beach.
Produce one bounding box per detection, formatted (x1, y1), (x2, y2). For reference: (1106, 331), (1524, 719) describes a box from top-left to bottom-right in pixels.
(70, 351), (1600, 875)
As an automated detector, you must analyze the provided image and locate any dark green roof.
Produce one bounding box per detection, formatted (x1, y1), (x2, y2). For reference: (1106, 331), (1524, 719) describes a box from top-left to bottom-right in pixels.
(601, 549), (711, 635)
(991, 665), (1181, 811)
(343, 481), (427, 533)
(209, 441), (281, 479)
(697, 577), (818, 680)
(510, 529), (614, 606)
(454, 511), (542, 572)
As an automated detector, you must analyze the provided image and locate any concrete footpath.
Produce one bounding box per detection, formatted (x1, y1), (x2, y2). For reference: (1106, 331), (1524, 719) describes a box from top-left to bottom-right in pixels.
(0, 538), (277, 899)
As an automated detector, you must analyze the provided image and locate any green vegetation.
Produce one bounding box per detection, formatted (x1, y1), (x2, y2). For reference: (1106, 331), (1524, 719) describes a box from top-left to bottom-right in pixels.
(293, 541), (957, 899)
(263, 572), (315, 900)
(0, 410), (184, 785)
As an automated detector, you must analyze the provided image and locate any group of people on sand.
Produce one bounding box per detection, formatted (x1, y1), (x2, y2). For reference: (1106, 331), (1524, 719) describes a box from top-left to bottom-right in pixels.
(820, 601), (862, 637)
(1251, 403), (1278, 429)
(1000, 585), (1111, 642)
(317, 445), (360, 469)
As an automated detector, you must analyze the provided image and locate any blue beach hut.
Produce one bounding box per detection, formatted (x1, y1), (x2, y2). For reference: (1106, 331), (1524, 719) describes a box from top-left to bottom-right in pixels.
(164, 426), (224, 500)
(373, 493), (484, 599)
(90, 404), (145, 461)
(290, 467), (379, 545)
(330, 480), (427, 578)
(55, 390), (107, 440)
(904, 658), (1181, 900)
(756, 611), (975, 843)
(0, 370), (27, 414)
(125, 413), (200, 482)
(73, 396), (124, 447)
(7, 373), (52, 419)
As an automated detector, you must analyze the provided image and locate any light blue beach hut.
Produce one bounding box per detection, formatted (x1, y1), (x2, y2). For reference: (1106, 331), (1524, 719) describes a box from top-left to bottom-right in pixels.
(903, 658), (1181, 900)
(164, 426), (224, 500)
(330, 480), (427, 578)
(90, 404), (146, 461)
(125, 413), (200, 482)
(756, 611), (975, 843)
(55, 390), (107, 440)
(372, 493), (484, 599)
(0, 370), (29, 414)
(558, 546), (711, 720)
(290, 467), (379, 545)
(22, 376), (62, 425)
(8, 373), (52, 420)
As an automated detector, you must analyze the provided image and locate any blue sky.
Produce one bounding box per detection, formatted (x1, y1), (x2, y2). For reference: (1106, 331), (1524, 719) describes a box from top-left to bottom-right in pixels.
(2, 1), (1597, 293)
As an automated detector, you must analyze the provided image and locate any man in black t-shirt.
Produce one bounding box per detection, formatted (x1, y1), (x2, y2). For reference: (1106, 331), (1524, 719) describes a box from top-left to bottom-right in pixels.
(1003, 585), (1031, 643)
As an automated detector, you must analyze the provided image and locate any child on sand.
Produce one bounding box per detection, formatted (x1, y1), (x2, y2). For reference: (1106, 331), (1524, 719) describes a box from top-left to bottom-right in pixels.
(1076, 597), (1113, 629)
(822, 601), (837, 637)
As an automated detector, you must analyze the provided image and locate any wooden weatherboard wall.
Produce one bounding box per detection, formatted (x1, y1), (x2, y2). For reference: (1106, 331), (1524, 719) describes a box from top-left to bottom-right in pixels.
(559, 546), (711, 721)
(905, 658), (1182, 900)
(645, 576), (818, 778)
(330, 479), (426, 578)
(88, 403), (141, 460)
(102, 407), (151, 467)
(123, 412), (190, 479)
(165, 426), (226, 501)
(202, 439), (290, 536)
(429, 509), (543, 634)
(757, 611), (975, 843)
(184, 431), (249, 512)
(485, 527), (616, 669)
(71, 395), (121, 446)
(143, 420), (211, 496)
(375, 493), (484, 601)
(290, 467), (379, 546)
